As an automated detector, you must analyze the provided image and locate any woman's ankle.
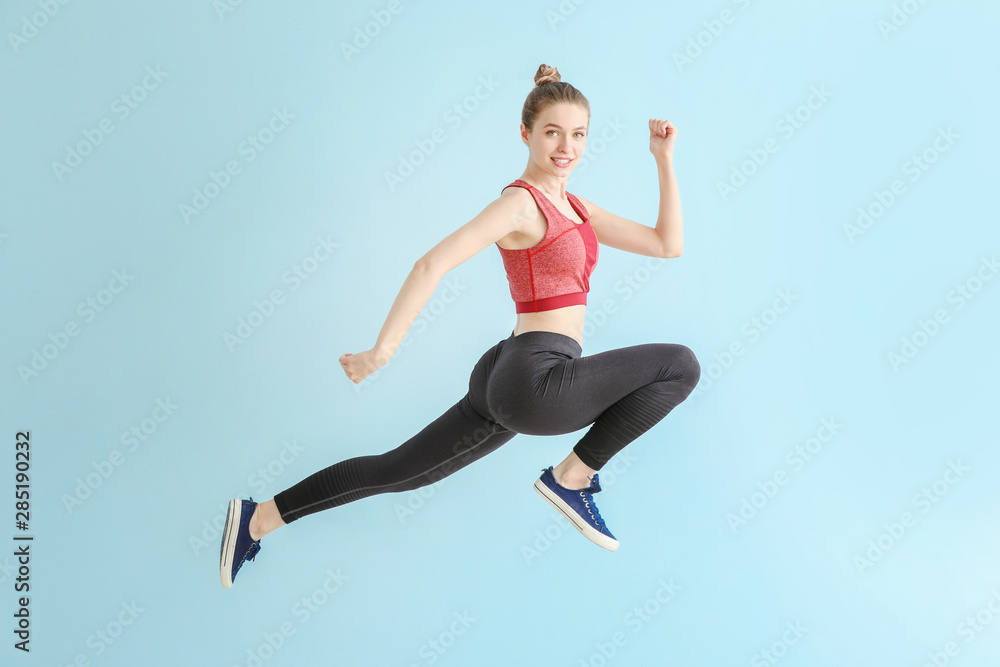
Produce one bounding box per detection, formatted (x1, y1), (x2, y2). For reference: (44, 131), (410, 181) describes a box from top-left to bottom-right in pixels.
(551, 465), (593, 490)
(555, 473), (590, 490)
(249, 499), (284, 541)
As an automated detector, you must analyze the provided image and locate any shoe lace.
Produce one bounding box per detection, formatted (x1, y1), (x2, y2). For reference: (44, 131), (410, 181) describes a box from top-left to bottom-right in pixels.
(579, 474), (606, 527)
(242, 496), (261, 563)
(243, 540), (261, 563)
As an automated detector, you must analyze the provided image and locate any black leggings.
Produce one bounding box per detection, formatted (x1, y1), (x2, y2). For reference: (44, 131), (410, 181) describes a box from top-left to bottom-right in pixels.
(273, 331), (701, 524)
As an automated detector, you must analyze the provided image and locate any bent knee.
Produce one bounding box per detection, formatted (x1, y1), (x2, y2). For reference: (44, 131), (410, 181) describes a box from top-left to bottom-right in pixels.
(664, 343), (700, 389)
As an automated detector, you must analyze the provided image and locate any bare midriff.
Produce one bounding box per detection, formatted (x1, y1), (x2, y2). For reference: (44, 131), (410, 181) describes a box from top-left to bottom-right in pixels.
(512, 304), (586, 347)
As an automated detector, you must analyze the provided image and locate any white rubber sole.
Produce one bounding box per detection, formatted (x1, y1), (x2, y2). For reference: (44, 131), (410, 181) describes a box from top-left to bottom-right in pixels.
(534, 479), (619, 551)
(219, 499), (241, 588)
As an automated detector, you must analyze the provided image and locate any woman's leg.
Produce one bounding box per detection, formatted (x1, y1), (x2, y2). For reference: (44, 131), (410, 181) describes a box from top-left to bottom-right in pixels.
(222, 390), (514, 586)
(221, 339), (517, 586)
(247, 392), (513, 539)
(485, 332), (700, 550)
(270, 394), (516, 525)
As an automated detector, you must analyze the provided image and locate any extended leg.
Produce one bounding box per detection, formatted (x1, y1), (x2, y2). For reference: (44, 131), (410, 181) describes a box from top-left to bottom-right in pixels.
(271, 393), (516, 525)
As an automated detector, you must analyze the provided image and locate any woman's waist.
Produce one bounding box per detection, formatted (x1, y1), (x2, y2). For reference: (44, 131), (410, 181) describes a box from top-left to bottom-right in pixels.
(512, 306), (585, 347)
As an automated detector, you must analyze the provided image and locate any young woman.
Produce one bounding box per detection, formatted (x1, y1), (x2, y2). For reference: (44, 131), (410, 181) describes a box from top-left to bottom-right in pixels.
(220, 64), (701, 588)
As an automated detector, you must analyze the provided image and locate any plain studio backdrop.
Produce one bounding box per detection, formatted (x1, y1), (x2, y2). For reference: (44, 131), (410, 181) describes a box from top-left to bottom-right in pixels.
(1, 1), (998, 665)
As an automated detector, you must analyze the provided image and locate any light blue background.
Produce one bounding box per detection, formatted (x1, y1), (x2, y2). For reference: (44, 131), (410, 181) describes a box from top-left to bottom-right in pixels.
(2, 1), (998, 665)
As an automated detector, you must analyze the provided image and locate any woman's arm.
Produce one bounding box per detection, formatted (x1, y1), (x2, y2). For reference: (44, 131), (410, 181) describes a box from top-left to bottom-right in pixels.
(578, 118), (683, 258)
(339, 189), (531, 384)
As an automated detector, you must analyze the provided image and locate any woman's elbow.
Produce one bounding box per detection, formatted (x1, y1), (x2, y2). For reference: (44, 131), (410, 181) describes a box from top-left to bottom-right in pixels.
(660, 245), (683, 259)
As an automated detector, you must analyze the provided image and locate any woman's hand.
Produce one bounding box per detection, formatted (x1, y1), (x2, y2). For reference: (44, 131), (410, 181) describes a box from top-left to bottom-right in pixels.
(339, 348), (387, 384)
(649, 118), (677, 162)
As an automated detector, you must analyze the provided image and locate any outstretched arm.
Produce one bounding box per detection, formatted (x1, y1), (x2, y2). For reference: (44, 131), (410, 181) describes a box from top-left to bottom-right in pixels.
(579, 118), (683, 258)
(339, 190), (528, 384)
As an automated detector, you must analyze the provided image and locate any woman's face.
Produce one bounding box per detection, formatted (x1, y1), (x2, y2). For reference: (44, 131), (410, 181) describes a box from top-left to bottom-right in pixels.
(522, 102), (589, 177)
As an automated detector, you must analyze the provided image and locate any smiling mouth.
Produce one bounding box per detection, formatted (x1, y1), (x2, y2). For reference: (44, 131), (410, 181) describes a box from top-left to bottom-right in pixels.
(551, 157), (573, 167)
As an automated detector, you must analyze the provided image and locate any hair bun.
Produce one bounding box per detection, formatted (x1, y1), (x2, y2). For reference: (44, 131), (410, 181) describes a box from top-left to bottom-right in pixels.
(534, 64), (561, 87)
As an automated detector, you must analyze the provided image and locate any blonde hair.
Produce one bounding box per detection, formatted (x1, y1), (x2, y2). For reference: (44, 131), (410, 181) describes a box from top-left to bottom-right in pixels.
(520, 63), (590, 131)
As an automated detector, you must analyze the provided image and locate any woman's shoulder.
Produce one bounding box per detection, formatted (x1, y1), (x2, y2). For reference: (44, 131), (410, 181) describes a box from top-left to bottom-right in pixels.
(497, 180), (537, 207)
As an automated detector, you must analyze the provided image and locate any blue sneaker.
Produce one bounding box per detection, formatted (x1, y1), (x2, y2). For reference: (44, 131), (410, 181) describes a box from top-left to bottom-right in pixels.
(220, 498), (261, 588)
(533, 467), (619, 551)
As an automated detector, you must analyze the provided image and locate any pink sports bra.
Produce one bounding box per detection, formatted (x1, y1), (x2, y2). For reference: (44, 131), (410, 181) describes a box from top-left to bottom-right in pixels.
(495, 179), (599, 313)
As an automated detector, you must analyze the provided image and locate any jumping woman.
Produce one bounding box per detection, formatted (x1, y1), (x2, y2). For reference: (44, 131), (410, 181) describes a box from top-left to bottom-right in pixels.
(220, 63), (701, 588)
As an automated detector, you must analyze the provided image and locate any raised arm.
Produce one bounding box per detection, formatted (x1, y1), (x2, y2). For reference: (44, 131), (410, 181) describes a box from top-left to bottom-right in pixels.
(577, 118), (683, 259)
(339, 188), (531, 384)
